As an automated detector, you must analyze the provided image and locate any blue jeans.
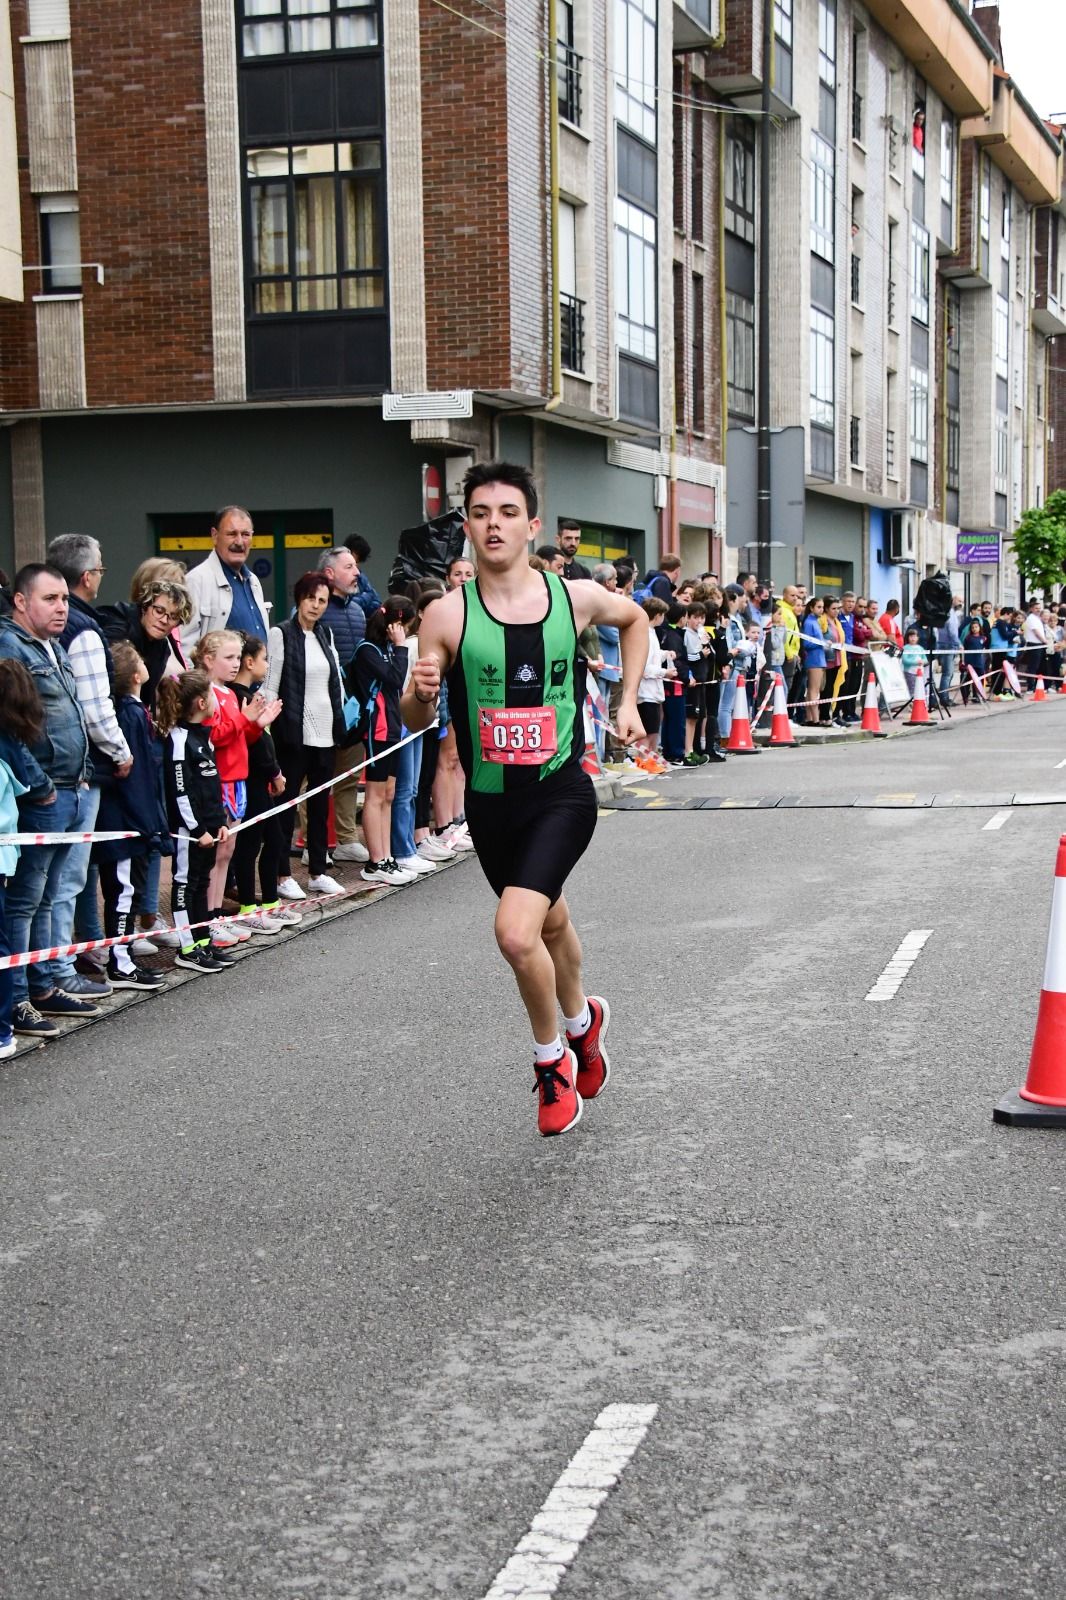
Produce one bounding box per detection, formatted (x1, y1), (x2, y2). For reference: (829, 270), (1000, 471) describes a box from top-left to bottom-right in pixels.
(134, 848), (162, 918)
(718, 674), (738, 739)
(6, 788), (81, 1004)
(935, 652), (956, 708)
(0, 876), (12, 1046)
(390, 733), (423, 862)
(45, 783), (99, 989)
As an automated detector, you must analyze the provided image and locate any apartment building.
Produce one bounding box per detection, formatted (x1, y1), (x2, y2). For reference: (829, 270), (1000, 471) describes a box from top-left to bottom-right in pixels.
(0, 2), (728, 600)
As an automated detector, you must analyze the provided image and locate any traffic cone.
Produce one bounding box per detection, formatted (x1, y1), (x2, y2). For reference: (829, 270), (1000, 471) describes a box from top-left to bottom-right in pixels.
(994, 834), (1066, 1126)
(908, 665), (931, 725)
(768, 672), (797, 747)
(859, 673), (887, 736)
(1058, 677), (1066, 695)
(725, 674), (759, 754)
(1034, 676), (1048, 701)
(580, 701), (602, 778)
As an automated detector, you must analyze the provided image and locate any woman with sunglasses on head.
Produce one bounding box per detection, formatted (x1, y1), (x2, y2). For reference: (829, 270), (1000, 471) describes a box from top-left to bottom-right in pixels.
(100, 579), (193, 713)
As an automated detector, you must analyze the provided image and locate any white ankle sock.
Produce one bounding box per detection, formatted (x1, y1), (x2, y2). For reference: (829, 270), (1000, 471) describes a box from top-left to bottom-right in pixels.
(534, 1035), (564, 1065)
(564, 1001), (591, 1037)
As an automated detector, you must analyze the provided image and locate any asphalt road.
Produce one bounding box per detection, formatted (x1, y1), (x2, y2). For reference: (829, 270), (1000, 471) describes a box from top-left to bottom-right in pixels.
(3, 701), (1066, 1600)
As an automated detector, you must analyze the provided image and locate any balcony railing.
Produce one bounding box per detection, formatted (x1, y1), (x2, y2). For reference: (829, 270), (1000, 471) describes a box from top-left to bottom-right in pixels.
(850, 414), (861, 466)
(851, 88), (863, 141)
(886, 427), (896, 478)
(557, 40), (582, 127)
(850, 253), (861, 303)
(560, 291), (585, 374)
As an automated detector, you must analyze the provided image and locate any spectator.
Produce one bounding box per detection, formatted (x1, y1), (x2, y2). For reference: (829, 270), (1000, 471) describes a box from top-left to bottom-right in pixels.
(315, 544), (370, 867)
(0, 661), (54, 1057)
(555, 519), (592, 581)
(433, 558), (477, 853)
(960, 619), (988, 704)
(266, 572), (347, 901)
(935, 595), (962, 707)
(1022, 598), (1049, 687)
(656, 601), (688, 764)
(94, 642), (172, 993)
(387, 595), (437, 880)
(180, 505), (269, 655)
(801, 597), (827, 726)
(613, 559), (636, 596)
(348, 596), (416, 886)
(864, 600), (889, 650)
(193, 628), (282, 945)
(158, 669), (232, 976)
(410, 589), (456, 866)
(636, 598), (671, 766)
(535, 545), (567, 576)
(779, 584), (802, 713)
(901, 627), (928, 700)
(822, 597), (846, 724)
(231, 634), (297, 934)
(128, 557), (187, 599)
(100, 578), (192, 711)
(838, 591), (861, 722)
(446, 556), (475, 590)
(344, 533), (383, 619)
(990, 606), (1020, 696)
(48, 533), (134, 1001)
(0, 564), (96, 1038)
(641, 554), (682, 604)
(717, 584), (748, 741)
(682, 600), (711, 763)
(879, 598), (904, 649)
(592, 563), (624, 762)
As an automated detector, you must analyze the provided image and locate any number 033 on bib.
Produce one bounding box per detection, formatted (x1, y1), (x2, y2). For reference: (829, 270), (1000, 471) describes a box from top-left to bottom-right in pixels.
(478, 706), (558, 765)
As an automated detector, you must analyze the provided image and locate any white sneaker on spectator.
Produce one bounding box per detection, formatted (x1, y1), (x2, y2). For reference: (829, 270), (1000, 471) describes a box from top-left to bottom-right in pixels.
(301, 849), (334, 867)
(307, 873), (345, 896)
(129, 932), (159, 957)
(211, 922), (240, 949)
(395, 854), (437, 876)
(267, 904), (302, 926)
(138, 915), (181, 949)
(277, 876), (307, 901)
(417, 837), (455, 863)
(361, 858), (416, 886)
(221, 918), (252, 943)
(245, 911), (284, 936)
(333, 840), (370, 863)
(448, 824), (475, 852)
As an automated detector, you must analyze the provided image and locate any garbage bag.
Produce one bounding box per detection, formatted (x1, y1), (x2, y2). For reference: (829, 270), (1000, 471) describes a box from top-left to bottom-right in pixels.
(914, 571), (952, 627)
(388, 508), (467, 592)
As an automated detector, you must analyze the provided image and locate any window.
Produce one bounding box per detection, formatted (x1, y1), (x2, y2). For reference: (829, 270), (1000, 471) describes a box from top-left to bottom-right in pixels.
(245, 141), (384, 313)
(810, 307), (835, 429)
(559, 201), (584, 373)
(912, 100), (926, 179)
(691, 96), (705, 241)
(614, 0), (657, 144)
(818, 0), (836, 89)
(909, 365), (929, 464)
(1001, 185), (1011, 257)
(38, 194), (80, 294)
(946, 284), (960, 371)
(850, 352), (862, 466)
(725, 118), (756, 243)
(810, 133), (835, 263)
(887, 221), (898, 326)
(940, 112), (955, 241)
(692, 273), (705, 432)
(946, 406), (960, 492)
(994, 294), (1009, 380)
(674, 263), (686, 426)
(910, 222), (929, 325)
(994, 414), (1009, 489)
(557, 0), (582, 127)
(979, 157), (991, 278)
(27, 0), (69, 36)
(851, 26), (866, 143)
(850, 187), (862, 304)
(614, 197), (657, 364)
(726, 291), (756, 423)
(238, 0), (379, 57)
(773, 0), (793, 104)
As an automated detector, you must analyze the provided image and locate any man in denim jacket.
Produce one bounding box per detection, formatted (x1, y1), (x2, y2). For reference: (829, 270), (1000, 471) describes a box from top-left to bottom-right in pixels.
(0, 564), (95, 1038)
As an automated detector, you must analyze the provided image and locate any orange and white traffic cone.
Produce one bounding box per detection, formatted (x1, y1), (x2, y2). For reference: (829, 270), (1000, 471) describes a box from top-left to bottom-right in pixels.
(908, 665), (931, 725)
(994, 834), (1066, 1127)
(1034, 676), (1048, 701)
(726, 674), (759, 754)
(768, 672), (797, 747)
(860, 673), (887, 736)
(580, 699), (603, 778)
(1058, 676), (1066, 695)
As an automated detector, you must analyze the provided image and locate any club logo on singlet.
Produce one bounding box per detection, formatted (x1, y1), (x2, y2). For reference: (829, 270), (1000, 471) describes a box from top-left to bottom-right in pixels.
(514, 663), (539, 684)
(550, 659), (567, 686)
(479, 663), (501, 687)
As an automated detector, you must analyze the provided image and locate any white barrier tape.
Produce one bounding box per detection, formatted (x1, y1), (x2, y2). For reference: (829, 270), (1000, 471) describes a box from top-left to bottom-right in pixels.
(0, 885), (359, 973)
(0, 725), (437, 853)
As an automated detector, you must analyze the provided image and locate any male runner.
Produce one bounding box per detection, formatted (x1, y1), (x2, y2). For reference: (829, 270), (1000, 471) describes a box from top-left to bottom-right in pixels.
(402, 461), (647, 1137)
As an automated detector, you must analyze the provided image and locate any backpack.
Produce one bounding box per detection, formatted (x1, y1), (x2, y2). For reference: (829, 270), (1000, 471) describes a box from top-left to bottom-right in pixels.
(632, 571), (661, 606)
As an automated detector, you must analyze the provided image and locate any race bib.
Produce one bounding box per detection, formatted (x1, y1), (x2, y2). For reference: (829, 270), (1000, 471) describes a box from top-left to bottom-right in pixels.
(478, 705), (557, 765)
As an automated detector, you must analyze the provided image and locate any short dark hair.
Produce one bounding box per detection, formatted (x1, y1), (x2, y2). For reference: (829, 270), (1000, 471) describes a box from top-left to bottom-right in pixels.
(683, 601), (706, 619)
(293, 570), (330, 606)
(558, 518), (581, 534)
(659, 554), (682, 573)
(535, 544), (562, 563)
(13, 562), (65, 599)
(345, 534), (371, 563)
(447, 554), (472, 575)
(642, 597), (669, 620)
(0, 658), (44, 744)
(213, 504), (252, 529)
(736, 570), (753, 584)
(463, 459), (538, 517)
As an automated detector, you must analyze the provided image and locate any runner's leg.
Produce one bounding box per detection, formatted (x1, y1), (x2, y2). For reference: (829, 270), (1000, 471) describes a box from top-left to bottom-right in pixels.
(541, 893), (585, 1019)
(494, 886), (565, 1045)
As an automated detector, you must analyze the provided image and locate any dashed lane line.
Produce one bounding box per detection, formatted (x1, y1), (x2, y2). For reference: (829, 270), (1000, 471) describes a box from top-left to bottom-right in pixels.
(865, 930), (933, 1003)
(480, 1403), (658, 1600)
(982, 810), (1013, 831)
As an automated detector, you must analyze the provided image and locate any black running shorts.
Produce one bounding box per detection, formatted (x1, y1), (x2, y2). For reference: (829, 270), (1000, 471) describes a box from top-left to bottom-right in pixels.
(463, 763), (598, 906)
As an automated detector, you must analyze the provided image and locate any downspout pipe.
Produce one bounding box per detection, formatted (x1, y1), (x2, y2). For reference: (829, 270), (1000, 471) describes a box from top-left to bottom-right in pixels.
(756, 0), (773, 588)
(545, 0), (563, 414)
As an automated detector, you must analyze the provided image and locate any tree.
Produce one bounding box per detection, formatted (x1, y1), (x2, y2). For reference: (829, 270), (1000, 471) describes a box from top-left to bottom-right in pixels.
(1012, 490), (1066, 601)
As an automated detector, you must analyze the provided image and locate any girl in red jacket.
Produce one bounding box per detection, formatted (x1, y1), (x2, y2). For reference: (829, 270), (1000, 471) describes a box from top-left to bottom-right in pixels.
(192, 630), (281, 946)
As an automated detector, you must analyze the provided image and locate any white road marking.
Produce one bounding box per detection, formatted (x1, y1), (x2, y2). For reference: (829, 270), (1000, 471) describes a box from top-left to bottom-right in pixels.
(480, 1403), (658, 1599)
(1056, 759), (1066, 769)
(982, 810), (1012, 831)
(865, 930), (933, 1003)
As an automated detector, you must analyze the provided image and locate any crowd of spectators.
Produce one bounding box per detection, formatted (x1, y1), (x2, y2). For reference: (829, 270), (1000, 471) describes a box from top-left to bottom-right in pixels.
(0, 512), (1061, 1056)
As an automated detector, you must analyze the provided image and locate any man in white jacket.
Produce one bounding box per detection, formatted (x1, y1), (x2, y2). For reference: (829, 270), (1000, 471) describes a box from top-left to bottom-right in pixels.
(180, 505), (269, 656)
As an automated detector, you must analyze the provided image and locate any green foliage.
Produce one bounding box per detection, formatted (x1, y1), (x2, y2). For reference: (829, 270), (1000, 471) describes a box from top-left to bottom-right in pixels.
(1012, 492), (1066, 600)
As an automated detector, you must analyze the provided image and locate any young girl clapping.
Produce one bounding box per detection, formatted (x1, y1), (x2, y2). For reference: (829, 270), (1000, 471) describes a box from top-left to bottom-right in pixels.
(158, 670), (232, 975)
(231, 635), (297, 932)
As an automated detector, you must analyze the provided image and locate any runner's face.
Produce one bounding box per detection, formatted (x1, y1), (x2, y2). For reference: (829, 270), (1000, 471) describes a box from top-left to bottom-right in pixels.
(465, 485), (540, 569)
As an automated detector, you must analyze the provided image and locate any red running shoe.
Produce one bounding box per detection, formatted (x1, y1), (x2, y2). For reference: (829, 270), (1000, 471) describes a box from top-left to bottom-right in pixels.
(533, 1048), (583, 1137)
(568, 995), (611, 1100)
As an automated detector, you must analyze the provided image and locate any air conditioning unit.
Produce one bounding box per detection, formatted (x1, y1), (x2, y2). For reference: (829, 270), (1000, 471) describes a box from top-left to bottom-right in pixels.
(887, 510), (919, 562)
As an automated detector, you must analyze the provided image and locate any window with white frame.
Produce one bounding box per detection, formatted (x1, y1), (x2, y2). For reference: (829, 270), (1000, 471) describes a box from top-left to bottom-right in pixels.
(818, 0), (836, 89)
(614, 196), (657, 364)
(810, 307), (835, 429)
(725, 118), (756, 243)
(810, 133), (835, 263)
(909, 365), (929, 464)
(979, 157), (991, 276)
(38, 194), (81, 294)
(238, 0), (379, 56)
(614, 0), (657, 145)
(773, 0), (793, 103)
(726, 290), (756, 422)
(910, 221), (929, 324)
(1001, 184), (1011, 257)
(27, 0), (69, 36)
(940, 113), (955, 236)
(994, 294), (1009, 379)
(994, 414), (1009, 489)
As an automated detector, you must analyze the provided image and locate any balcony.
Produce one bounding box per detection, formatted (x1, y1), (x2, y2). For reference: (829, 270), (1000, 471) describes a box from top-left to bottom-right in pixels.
(962, 74), (1062, 207)
(861, 0), (992, 118)
(560, 292), (585, 374)
(673, 0), (720, 50)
